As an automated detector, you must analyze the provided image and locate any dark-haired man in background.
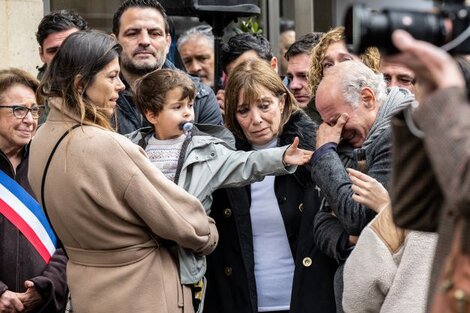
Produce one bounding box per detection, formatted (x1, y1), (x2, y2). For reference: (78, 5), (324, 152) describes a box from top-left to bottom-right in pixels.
(36, 10), (89, 80)
(111, 0), (222, 134)
(285, 32), (323, 109)
(35, 10), (89, 124)
(216, 32), (278, 116)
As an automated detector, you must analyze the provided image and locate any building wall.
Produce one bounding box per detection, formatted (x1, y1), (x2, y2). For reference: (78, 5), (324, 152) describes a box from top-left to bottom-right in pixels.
(0, 0), (43, 75)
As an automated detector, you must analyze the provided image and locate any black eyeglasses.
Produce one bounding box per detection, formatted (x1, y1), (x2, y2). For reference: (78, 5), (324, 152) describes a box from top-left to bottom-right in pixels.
(0, 105), (44, 119)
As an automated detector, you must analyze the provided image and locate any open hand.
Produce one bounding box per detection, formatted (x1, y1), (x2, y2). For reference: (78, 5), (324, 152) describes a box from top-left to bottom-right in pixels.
(347, 168), (390, 213)
(283, 137), (313, 166)
(316, 113), (349, 149)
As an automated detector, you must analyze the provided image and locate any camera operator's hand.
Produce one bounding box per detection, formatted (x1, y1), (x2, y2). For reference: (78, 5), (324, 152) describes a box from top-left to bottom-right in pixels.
(387, 30), (465, 103)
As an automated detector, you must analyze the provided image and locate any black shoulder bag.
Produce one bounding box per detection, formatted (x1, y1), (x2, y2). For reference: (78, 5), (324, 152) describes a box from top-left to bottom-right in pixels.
(40, 124), (81, 253)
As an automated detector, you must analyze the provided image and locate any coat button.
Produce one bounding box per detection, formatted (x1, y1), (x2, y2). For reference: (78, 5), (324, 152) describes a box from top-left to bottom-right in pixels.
(302, 257), (313, 267)
(210, 152), (215, 157)
(223, 208), (232, 218)
(298, 203), (304, 212)
(224, 266), (233, 276)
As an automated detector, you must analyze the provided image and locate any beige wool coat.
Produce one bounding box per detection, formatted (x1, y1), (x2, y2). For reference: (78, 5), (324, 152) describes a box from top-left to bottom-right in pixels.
(28, 99), (218, 313)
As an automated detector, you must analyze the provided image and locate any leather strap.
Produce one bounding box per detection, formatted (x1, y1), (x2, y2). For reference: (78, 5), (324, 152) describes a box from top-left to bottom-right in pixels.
(40, 124), (81, 252)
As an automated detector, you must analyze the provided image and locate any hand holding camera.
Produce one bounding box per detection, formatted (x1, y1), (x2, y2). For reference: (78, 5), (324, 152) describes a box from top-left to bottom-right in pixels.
(344, 0), (468, 102)
(345, 0), (470, 55)
(387, 30), (465, 103)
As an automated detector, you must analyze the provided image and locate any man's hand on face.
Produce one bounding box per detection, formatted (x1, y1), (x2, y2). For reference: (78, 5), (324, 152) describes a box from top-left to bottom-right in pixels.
(316, 113), (349, 149)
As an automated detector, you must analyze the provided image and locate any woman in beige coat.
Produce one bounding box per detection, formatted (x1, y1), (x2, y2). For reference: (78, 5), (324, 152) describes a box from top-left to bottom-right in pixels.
(28, 31), (218, 313)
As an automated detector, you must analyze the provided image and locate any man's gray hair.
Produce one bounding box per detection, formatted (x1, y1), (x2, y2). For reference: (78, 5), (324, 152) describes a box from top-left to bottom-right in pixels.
(176, 25), (214, 50)
(338, 61), (387, 108)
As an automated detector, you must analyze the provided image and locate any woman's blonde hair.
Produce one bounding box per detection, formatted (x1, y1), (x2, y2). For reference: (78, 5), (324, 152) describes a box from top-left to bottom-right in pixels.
(308, 26), (381, 99)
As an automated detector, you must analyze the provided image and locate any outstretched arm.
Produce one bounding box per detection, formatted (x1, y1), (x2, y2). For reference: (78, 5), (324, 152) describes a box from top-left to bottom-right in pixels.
(283, 137), (314, 166)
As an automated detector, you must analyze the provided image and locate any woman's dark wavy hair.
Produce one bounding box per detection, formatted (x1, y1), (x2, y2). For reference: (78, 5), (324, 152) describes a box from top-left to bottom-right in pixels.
(38, 30), (121, 129)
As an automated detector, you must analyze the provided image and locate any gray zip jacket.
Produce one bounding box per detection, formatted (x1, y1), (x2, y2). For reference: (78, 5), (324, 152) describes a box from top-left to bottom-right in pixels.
(127, 124), (296, 283)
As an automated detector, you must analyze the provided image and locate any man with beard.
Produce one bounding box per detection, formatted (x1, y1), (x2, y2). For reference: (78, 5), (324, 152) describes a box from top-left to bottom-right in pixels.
(112, 0), (222, 134)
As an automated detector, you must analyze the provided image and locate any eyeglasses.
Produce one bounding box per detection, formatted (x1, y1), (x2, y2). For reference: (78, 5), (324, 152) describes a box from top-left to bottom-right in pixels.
(0, 105), (44, 119)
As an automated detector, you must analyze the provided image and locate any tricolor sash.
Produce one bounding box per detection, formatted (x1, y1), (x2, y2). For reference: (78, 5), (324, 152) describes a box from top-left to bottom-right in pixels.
(0, 170), (58, 263)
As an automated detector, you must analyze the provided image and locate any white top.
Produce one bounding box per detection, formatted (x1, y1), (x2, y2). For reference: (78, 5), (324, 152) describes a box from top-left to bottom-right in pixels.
(251, 138), (294, 312)
(145, 134), (185, 181)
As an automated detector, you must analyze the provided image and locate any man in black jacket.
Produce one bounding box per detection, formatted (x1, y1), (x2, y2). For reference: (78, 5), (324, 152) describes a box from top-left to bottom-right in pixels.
(111, 0), (223, 134)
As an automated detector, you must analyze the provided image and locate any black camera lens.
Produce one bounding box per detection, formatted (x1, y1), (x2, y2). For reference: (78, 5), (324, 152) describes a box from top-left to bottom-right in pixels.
(345, 4), (448, 55)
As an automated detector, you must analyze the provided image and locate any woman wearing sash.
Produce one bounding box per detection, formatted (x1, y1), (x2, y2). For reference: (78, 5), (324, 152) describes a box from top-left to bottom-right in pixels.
(0, 68), (68, 312)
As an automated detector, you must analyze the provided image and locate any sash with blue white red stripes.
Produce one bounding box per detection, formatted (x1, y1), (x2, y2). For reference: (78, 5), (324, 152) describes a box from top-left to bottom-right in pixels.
(0, 170), (58, 263)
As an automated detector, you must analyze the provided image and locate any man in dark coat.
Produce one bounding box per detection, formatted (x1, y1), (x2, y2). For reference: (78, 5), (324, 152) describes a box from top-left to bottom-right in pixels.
(111, 0), (222, 135)
(310, 61), (414, 311)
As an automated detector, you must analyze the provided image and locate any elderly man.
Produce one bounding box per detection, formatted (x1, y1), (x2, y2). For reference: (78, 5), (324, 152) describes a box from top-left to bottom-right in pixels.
(310, 60), (414, 312)
(312, 60), (413, 238)
(177, 25), (215, 88)
(111, 0), (222, 134)
(0, 68), (67, 313)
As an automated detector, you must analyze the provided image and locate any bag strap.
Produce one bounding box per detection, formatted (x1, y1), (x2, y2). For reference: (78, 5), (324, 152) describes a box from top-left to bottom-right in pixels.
(40, 124), (81, 251)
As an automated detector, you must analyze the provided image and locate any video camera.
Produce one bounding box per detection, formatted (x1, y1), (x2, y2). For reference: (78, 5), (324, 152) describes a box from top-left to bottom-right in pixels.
(344, 0), (470, 55)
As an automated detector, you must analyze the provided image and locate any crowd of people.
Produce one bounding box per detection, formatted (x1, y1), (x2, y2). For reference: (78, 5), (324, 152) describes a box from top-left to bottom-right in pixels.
(1, 0), (469, 313)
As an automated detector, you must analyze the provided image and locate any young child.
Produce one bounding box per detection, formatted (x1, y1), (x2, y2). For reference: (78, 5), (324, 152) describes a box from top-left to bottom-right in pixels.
(127, 68), (312, 311)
